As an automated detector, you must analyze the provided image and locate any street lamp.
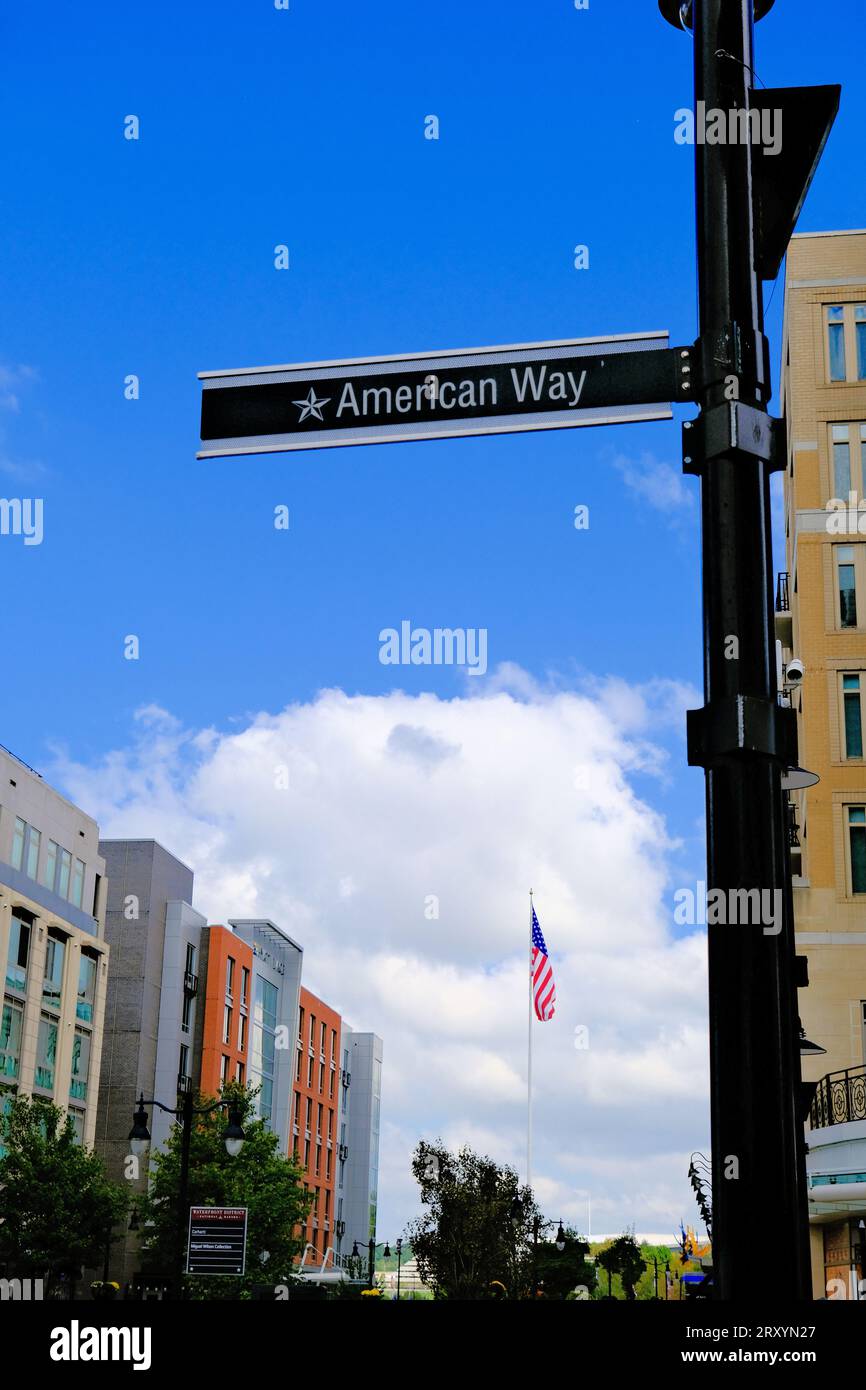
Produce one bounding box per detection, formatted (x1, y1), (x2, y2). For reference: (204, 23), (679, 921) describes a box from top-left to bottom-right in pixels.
(128, 1091), (246, 1296)
(350, 1237), (381, 1290)
(381, 1237), (405, 1299)
(555, 1222), (567, 1254)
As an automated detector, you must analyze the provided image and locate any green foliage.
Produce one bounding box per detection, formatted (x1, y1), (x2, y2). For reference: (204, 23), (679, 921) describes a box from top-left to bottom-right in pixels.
(534, 1227), (598, 1300)
(596, 1230), (646, 1301)
(0, 1094), (129, 1294)
(138, 1082), (312, 1299)
(407, 1140), (541, 1300)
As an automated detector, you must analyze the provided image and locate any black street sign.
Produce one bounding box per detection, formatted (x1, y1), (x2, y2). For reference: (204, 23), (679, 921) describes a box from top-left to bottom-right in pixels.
(199, 332), (691, 456)
(186, 1206), (247, 1276)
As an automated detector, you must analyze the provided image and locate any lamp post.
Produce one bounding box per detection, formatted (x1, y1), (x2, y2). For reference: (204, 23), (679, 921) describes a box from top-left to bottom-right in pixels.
(382, 1237), (404, 1299)
(350, 1237), (381, 1289)
(129, 1091), (246, 1298)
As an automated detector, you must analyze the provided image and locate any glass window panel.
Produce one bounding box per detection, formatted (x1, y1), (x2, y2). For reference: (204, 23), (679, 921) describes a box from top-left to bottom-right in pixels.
(840, 564), (857, 627)
(6, 916), (30, 992)
(828, 306), (847, 380)
(845, 692), (863, 758)
(850, 807), (866, 824)
(42, 936), (66, 1012)
(834, 442), (852, 496)
(71, 859), (84, 908)
(58, 849), (71, 899)
(35, 1016), (58, 1091)
(844, 675), (861, 690)
(69, 1029), (91, 1101)
(68, 1110), (85, 1145)
(857, 307), (866, 380)
(77, 954), (96, 1023)
(0, 1002), (23, 1080)
(26, 827), (41, 880)
(851, 825), (866, 893)
(41, 840), (58, 890)
(11, 818), (25, 871)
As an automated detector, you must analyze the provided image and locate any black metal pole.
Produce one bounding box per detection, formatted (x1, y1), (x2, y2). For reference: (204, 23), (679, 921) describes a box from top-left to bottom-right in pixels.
(691, 0), (810, 1299)
(368, 1238), (375, 1290)
(176, 1089), (194, 1298)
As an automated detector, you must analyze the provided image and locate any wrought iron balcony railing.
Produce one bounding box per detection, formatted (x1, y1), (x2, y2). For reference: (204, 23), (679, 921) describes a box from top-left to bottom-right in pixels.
(776, 571), (790, 613)
(809, 1065), (866, 1129)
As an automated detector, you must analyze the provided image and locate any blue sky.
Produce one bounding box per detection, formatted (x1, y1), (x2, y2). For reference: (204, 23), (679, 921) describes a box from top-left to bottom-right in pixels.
(3, 0), (865, 1240)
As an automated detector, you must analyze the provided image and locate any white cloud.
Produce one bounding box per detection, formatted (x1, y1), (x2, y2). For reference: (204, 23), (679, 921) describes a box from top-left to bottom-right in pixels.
(53, 669), (709, 1243)
(611, 449), (696, 525)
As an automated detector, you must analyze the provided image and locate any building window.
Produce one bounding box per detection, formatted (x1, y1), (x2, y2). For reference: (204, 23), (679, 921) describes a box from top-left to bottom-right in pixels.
(185, 942), (196, 976)
(239, 1012), (247, 1051)
(220, 1052), (229, 1086)
(828, 305), (847, 381)
(826, 304), (866, 384)
(226, 956), (235, 997)
(70, 1029), (91, 1101)
(309, 1015), (316, 1049)
(305, 1097), (312, 1133)
(304, 1138), (310, 1170)
(35, 1015), (58, 1092)
(57, 849), (71, 900)
(77, 953), (97, 1023)
(293, 1091), (301, 1127)
(26, 828), (41, 880)
(295, 1048), (301, 1082)
(307, 1054), (314, 1087)
(42, 934), (66, 1012)
(236, 1061), (244, 1084)
(41, 840), (58, 890)
(11, 817), (26, 871)
(0, 1000), (23, 1080)
(847, 806), (866, 894)
(223, 1004), (232, 1045)
(835, 545), (861, 628)
(70, 858), (85, 909)
(241, 967), (249, 1003)
(830, 423), (866, 500)
(68, 1110), (85, 1145)
(181, 987), (193, 1034)
(251, 976), (278, 1126)
(6, 916), (30, 993)
(843, 675), (865, 758)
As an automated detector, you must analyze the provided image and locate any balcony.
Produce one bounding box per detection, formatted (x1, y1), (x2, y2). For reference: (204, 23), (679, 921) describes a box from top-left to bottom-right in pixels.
(775, 571), (793, 646)
(341, 1069), (351, 1088)
(810, 1065), (866, 1129)
(177, 1073), (194, 1094)
(183, 971), (198, 997)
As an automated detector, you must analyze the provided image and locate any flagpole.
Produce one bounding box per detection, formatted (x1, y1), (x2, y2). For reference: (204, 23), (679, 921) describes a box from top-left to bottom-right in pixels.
(527, 889), (533, 1193)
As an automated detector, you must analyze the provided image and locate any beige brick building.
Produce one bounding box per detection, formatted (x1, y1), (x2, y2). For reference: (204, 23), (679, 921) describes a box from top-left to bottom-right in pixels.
(0, 745), (110, 1152)
(779, 229), (866, 1298)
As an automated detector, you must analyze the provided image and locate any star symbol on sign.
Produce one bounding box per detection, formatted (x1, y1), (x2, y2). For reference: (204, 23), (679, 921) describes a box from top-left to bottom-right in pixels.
(292, 387), (330, 423)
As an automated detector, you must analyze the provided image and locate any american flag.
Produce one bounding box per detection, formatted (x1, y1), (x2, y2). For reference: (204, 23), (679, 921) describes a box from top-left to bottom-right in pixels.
(531, 904), (556, 1021)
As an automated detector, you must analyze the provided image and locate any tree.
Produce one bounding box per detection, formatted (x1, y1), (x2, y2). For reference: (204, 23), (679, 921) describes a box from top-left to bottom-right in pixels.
(534, 1227), (597, 1300)
(406, 1140), (540, 1300)
(138, 1082), (312, 1299)
(0, 1095), (129, 1297)
(597, 1231), (646, 1301)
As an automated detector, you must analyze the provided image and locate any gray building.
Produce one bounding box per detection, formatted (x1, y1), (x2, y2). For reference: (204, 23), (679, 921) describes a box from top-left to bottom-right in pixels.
(95, 839), (206, 1282)
(228, 919), (302, 1155)
(336, 1025), (383, 1254)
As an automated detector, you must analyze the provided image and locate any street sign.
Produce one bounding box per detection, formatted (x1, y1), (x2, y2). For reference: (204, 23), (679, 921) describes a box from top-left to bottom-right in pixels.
(186, 1206), (248, 1276)
(198, 332), (688, 457)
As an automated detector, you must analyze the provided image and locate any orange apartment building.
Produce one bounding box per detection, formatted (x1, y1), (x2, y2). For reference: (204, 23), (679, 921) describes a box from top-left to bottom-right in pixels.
(199, 924), (253, 1094)
(293, 986), (341, 1261)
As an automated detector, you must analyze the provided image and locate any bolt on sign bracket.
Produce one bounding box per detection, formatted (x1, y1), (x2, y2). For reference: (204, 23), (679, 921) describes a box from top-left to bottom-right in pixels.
(682, 403), (785, 475)
(687, 697), (798, 770)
